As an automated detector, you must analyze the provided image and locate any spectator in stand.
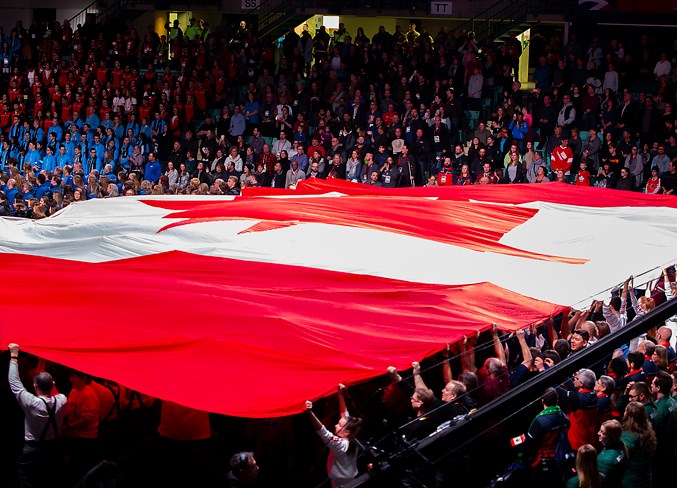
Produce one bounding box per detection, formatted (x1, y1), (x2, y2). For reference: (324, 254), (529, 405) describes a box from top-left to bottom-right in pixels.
(144, 151), (161, 184)
(525, 387), (571, 484)
(7, 343), (68, 487)
(661, 160), (677, 194)
(603, 278), (629, 334)
(551, 134), (574, 179)
(650, 371), (677, 485)
(596, 420), (629, 486)
(621, 401), (657, 488)
(558, 368), (599, 450)
(64, 370), (101, 483)
(227, 452), (259, 488)
(566, 444), (603, 488)
(305, 386), (363, 488)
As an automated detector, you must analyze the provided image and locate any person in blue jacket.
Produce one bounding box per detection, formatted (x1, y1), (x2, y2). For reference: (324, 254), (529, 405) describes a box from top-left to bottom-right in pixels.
(41, 146), (57, 172)
(508, 112), (529, 153)
(47, 118), (63, 142)
(34, 174), (52, 200)
(85, 106), (100, 130)
(25, 141), (42, 172)
(56, 145), (71, 168)
(144, 152), (162, 184)
(4, 178), (22, 210)
(0, 140), (11, 171)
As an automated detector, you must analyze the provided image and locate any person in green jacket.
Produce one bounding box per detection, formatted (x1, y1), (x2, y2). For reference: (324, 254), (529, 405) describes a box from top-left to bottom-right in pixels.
(621, 401), (657, 488)
(597, 420), (628, 486)
(566, 444), (604, 488)
(650, 371), (677, 486)
(616, 381), (657, 421)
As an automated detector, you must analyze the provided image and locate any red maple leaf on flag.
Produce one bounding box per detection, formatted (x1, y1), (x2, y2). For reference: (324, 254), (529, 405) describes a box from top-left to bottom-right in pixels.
(141, 197), (586, 264)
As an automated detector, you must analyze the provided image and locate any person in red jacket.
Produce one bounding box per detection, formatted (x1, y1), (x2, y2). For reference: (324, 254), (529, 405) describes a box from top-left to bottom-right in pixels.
(437, 157), (455, 186)
(557, 368), (599, 450)
(551, 135), (574, 177)
(575, 159), (592, 186)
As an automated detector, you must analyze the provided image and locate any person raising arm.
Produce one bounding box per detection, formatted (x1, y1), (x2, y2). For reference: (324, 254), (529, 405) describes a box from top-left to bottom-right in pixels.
(305, 385), (363, 488)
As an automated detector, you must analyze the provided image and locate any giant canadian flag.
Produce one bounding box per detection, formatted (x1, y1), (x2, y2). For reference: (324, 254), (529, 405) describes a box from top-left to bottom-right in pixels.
(1, 180), (676, 417)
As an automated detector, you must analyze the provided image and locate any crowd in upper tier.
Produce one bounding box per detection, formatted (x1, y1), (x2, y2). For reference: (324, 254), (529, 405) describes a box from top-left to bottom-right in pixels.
(2, 16), (677, 216)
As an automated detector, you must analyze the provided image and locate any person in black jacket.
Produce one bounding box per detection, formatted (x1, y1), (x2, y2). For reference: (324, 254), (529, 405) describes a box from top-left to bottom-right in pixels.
(397, 145), (416, 187)
(0, 191), (12, 216)
(524, 387), (571, 484)
(227, 451), (259, 487)
(270, 161), (286, 188)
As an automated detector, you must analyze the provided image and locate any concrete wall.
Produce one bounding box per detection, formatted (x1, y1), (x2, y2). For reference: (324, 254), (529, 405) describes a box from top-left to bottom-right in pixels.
(0, 0), (97, 32)
(300, 15), (474, 41)
(1, 0), (510, 39)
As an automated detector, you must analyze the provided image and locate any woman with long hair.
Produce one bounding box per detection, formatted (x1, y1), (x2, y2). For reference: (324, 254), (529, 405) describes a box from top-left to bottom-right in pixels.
(305, 385), (363, 488)
(165, 161), (179, 187)
(72, 174), (85, 191)
(225, 145), (244, 173)
(217, 105), (231, 139)
(652, 345), (669, 371)
(566, 444), (603, 488)
(210, 147), (226, 172)
(620, 401), (656, 488)
(278, 149), (291, 174)
(86, 175), (101, 199)
(597, 420), (629, 486)
(457, 164), (473, 186)
(177, 162), (190, 191)
(139, 179), (152, 195)
(72, 188), (85, 203)
(504, 151), (524, 183)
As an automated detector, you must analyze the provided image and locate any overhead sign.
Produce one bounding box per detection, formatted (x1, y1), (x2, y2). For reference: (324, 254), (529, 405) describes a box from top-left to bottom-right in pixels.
(430, 1), (452, 16)
(242, 0), (260, 9)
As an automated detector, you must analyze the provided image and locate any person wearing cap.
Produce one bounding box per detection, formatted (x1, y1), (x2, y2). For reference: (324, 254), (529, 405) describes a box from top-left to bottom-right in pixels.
(8, 343), (68, 486)
(551, 135), (574, 177)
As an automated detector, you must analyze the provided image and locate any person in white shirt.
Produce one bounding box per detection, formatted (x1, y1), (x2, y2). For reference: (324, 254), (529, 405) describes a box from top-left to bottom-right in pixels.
(602, 277), (630, 334)
(8, 343), (68, 486)
(603, 64), (619, 95)
(654, 52), (672, 79)
(305, 385), (363, 488)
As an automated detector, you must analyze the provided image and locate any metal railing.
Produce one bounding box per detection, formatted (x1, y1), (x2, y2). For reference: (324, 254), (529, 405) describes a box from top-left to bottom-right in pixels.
(452, 0), (530, 44)
(69, 0), (155, 29)
(245, 0), (308, 38)
(69, 0), (100, 29)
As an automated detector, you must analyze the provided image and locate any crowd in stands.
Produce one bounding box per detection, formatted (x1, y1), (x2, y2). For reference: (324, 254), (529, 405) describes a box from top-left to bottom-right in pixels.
(3, 10), (677, 488)
(5, 266), (677, 487)
(2, 15), (677, 217)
